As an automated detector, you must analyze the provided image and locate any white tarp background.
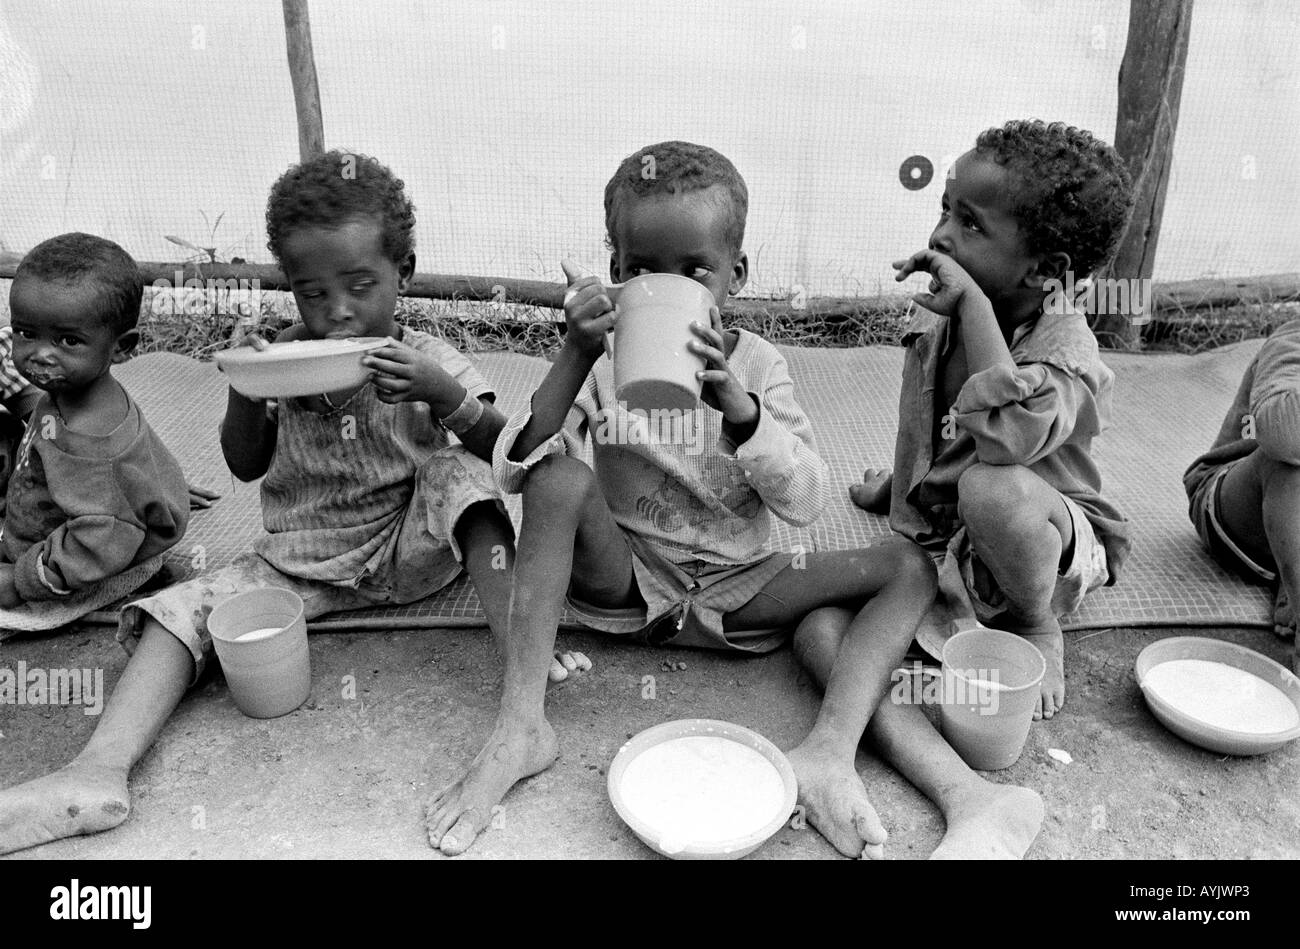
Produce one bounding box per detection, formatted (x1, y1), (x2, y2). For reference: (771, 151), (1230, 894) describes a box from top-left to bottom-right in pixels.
(1, 0), (1297, 297)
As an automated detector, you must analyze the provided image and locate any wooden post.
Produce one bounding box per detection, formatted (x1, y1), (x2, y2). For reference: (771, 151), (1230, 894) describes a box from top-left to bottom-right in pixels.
(282, 0), (325, 161)
(1094, 0), (1194, 349)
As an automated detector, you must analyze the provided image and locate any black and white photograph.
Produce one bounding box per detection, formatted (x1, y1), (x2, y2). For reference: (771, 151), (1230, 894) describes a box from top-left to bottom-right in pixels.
(0, 0), (1294, 911)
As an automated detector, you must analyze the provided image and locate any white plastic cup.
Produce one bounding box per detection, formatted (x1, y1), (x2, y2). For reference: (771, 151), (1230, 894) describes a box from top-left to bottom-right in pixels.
(207, 588), (311, 719)
(939, 626), (1046, 770)
(605, 273), (713, 414)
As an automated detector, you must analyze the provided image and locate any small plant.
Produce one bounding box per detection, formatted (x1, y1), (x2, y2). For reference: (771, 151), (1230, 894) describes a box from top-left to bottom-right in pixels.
(164, 210), (246, 265)
(139, 211), (270, 357)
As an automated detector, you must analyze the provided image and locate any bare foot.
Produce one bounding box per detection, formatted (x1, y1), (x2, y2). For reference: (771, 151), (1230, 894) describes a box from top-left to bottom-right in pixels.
(426, 717), (559, 856)
(930, 782), (1043, 859)
(848, 468), (892, 515)
(0, 758), (131, 855)
(548, 650), (592, 683)
(1006, 619), (1064, 720)
(786, 741), (888, 859)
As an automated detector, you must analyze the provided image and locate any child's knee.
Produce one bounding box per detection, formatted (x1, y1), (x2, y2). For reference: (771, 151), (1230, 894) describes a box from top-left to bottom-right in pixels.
(793, 606), (853, 666)
(884, 537), (937, 596)
(958, 463), (1038, 536)
(521, 454), (597, 513)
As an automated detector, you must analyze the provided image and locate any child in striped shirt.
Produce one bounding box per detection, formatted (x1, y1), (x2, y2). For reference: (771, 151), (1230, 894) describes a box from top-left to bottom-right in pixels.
(428, 141), (937, 860)
(0, 151), (581, 855)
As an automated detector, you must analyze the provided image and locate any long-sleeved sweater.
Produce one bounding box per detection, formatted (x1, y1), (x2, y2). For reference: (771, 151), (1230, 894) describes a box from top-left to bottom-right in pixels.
(495, 329), (828, 567)
(889, 303), (1130, 582)
(2, 390), (189, 600)
(1185, 318), (1300, 496)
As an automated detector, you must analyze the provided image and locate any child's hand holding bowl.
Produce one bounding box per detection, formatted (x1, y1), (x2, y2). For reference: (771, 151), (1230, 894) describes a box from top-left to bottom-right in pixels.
(362, 339), (462, 412)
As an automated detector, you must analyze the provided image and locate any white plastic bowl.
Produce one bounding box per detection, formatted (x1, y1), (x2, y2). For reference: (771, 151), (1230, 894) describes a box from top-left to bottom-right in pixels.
(1135, 636), (1300, 756)
(215, 337), (391, 399)
(607, 719), (797, 859)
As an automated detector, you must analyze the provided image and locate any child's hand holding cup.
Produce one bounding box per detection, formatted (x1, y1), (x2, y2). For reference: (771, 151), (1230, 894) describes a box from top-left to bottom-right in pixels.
(561, 259), (617, 362)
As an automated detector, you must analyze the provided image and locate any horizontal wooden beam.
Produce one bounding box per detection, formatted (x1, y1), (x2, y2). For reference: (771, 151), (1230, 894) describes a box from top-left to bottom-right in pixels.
(2, 253), (1296, 321)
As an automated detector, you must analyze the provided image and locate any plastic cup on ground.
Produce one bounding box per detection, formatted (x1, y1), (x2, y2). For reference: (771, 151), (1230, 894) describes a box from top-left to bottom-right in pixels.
(207, 587), (311, 719)
(939, 625), (1046, 770)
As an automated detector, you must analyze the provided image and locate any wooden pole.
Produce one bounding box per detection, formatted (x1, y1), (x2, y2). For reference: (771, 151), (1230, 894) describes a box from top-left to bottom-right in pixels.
(1095, 0), (1195, 349)
(282, 0), (325, 161)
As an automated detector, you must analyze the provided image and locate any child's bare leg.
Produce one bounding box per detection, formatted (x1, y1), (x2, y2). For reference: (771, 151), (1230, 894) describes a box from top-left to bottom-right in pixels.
(727, 539), (935, 858)
(453, 501), (590, 683)
(427, 455), (638, 856)
(795, 608), (1043, 859)
(1217, 451), (1300, 671)
(0, 621), (192, 854)
(958, 463), (1074, 719)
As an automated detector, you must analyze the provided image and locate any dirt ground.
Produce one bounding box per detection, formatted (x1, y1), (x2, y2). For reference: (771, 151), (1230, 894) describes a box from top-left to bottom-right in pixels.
(1, 621), (1296, 860)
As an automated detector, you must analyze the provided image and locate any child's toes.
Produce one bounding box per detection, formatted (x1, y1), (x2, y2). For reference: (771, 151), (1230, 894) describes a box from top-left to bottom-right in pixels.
(547, 657), (569, 683)
(551, 650), (592, 679)
(1039, 682), (1064, 719)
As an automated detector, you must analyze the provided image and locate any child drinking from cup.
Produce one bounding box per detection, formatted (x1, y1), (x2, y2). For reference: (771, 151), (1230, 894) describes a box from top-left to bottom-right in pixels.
(0, 152), (577, 855)
(429, 141), (938, 859)
(0, 233), (189, 628)
(1185, 318), (1300, 674)
(850, 120), (1134, 723)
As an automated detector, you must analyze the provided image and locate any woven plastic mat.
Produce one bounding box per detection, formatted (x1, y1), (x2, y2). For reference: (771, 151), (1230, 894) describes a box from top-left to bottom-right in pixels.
(81, 340), (1270, 634)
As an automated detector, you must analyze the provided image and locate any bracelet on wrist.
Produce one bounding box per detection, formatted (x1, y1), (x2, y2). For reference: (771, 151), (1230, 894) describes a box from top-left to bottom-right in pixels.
(439, 389), (484, 434)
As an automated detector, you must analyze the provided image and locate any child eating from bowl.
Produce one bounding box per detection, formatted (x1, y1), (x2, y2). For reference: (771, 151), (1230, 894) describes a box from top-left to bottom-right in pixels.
(0, 152), (581, 855)
(0, 233), (189, 626)
(850, 120), (1134, 723)
(1185, 318), (1300, 674)
(428, 140), (937, 859)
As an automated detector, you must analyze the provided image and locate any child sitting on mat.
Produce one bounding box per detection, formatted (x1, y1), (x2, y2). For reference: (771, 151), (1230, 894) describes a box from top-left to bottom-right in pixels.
(1185, 318), (1300, 674)
(0, 151), (582, 855)
(851, 120), (1134, 721)
(428, 140), (938, 860)
(0, 233), (189, 630)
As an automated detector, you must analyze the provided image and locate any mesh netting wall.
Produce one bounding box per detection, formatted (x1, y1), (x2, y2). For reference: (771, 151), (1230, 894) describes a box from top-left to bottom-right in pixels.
(2, 0), (1297, 298)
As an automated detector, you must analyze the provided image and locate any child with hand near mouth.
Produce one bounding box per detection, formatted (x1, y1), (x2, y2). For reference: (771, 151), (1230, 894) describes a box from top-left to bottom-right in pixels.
(0, 232), (188, 616)
(852, 119), (1134, 723)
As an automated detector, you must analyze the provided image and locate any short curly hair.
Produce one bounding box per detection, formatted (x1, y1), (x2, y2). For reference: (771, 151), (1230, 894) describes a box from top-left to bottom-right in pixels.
(604, 141), (748, 257)
(266, 150), (416, 267)
(14, 232), (143, 336)
(973, 120), (1134, 277)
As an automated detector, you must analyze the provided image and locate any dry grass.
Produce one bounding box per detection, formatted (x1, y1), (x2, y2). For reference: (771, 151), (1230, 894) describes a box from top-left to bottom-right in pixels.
(131, 285), (1298, 360)
(1140, 299), (1300, 354)
(135, 288), (916, 359)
